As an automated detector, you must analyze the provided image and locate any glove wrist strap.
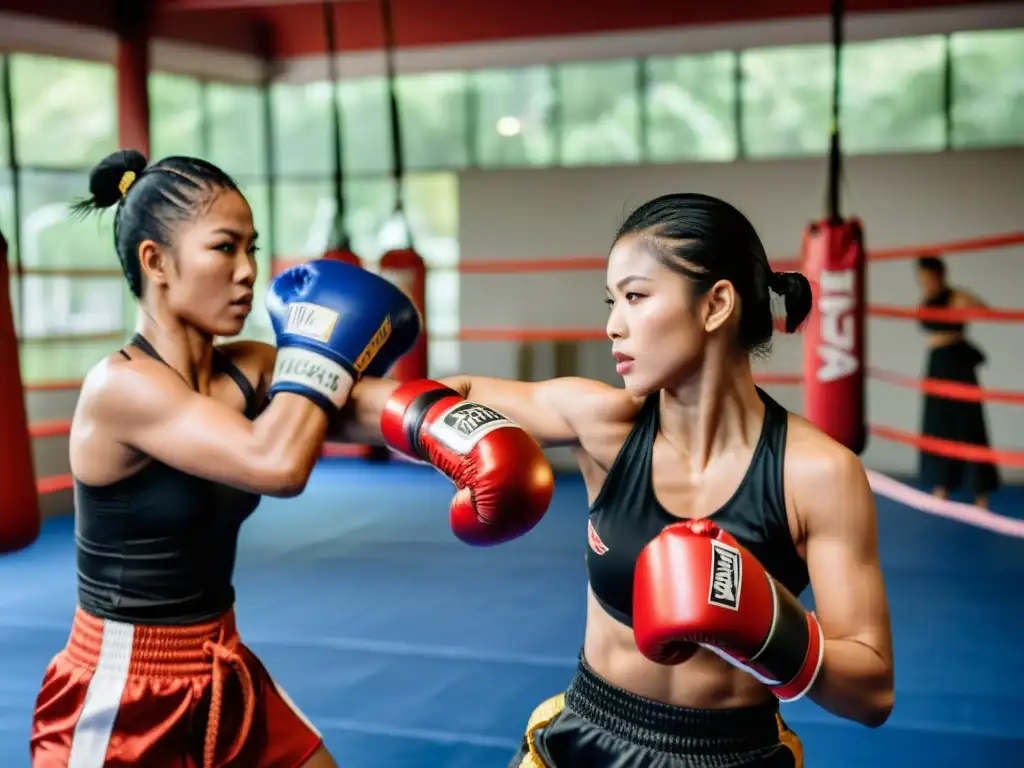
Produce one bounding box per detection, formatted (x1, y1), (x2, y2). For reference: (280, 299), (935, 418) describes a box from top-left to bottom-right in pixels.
(771, 613), (825, 702)
(400, 385), (460, 459)
(271, 347), (355, 411)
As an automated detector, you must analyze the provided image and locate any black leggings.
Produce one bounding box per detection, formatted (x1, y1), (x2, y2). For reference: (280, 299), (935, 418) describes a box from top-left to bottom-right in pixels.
(507, 656), (802, 768)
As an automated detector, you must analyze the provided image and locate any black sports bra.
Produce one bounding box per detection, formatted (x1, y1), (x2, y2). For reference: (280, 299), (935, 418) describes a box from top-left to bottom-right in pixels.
(75, 334), (263, 625)
(585, 388), (809, 627)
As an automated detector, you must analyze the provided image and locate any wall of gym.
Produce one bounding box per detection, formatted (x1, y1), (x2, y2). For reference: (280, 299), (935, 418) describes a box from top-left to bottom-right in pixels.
(0, 9), (1021, 513)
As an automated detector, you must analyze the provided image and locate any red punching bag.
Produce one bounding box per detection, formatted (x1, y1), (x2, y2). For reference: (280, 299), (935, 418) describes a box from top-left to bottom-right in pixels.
(376, 0), (427, 384)
(0, 230), (41, 552)
(322, 247), (362, 268)
(800, 218), (867, 455)
(270, 249), (360, 283)
(379, 247), (427, 381)
(271, 258), (297, 278)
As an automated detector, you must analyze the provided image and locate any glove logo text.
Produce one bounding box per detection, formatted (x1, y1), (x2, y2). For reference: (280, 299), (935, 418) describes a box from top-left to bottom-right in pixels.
(444, 402), (509, 436)
(285, 302), (340, 343)
(707, 540), (742, 611)
(430, 401), (517, 455)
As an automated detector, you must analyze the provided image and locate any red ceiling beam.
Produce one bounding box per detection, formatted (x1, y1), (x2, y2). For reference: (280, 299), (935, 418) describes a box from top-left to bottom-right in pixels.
(155, 0), (352, 11)
(0, 0), (117, 28)
(258, 0), (1011, 57)
(3, 0), (1015, 61)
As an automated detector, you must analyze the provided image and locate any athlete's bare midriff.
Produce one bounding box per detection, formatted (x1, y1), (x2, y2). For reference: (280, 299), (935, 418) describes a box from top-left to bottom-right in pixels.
(583, 592), (775, 709)
(574, 396), (803, 710)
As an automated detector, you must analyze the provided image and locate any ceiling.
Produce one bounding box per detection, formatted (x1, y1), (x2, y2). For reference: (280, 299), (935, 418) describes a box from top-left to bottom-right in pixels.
(0, 0), (1013, 60)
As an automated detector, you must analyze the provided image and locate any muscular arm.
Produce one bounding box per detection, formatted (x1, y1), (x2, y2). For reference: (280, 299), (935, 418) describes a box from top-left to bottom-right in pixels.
(92, 359), (336, 497)
(334, 375), (632, 448)
(441, 375), (629, 447)
(796, 443), (895, 727)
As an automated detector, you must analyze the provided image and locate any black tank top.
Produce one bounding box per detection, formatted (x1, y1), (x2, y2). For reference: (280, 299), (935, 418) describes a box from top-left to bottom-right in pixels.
(75, 334), (263, 625)
(586, 388), (809, 627)
(920, 287), (965, 334)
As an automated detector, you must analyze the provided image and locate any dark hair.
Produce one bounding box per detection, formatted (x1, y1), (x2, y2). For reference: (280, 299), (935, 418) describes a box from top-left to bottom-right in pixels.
(71, 149), (240, 298)
(917, 254), (945, 278)
(614, 192), (813, 356)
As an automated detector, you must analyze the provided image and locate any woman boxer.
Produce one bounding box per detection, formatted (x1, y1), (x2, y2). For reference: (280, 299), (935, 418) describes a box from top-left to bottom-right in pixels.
(915, 255), (999, 507)
(29, 149), (427, 768)
(341, 193), (895, 767)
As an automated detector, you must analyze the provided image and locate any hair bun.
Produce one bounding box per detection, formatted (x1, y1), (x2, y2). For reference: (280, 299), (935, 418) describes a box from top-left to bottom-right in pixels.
(769, 271), (813, 333)
(86, 149), (149, 209)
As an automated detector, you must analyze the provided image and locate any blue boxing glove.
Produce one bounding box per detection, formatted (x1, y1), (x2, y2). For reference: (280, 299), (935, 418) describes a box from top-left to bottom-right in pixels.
(266, 259), (421, 413)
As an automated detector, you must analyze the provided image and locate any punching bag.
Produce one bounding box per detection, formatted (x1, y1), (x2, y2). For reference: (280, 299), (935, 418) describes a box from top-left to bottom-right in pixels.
(319, 1), (363, 277)
(323, 247), (362, 268)
(801, 219), (867, 455)
(376, 0), (427, 384)
(800, 0), (867, 455)
(0, 230), (41, 553)
(379, 247), (427, 381)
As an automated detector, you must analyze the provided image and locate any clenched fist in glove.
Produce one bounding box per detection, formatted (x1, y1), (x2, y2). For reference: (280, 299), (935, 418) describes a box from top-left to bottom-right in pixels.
(380, 380), (555, 546)
(633, 519), (824, 702)
(266, 259), (421, 413)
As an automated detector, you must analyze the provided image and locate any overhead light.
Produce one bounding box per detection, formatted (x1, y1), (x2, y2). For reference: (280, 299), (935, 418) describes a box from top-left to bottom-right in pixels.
(495, 116), (522, 137)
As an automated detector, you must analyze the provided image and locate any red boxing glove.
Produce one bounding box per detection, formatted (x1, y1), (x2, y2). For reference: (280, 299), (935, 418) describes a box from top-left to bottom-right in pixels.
(380, 379), (555, 546)
(633, 519), (824, 702)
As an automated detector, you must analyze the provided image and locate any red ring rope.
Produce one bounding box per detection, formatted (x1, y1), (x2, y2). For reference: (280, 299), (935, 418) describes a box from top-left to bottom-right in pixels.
(439, 303), (1024, 346)
(869, 425), (1024, 468)
(458, 327), (607, 342)
(868, 368), (1024, 405)
(30, 418), (73, 439)
(449, 231), (1024, 276)
(868, 305), (1024, 323)
(25, 380), (83, 392)
(37, 473), (72, 495)
(867, 231), (1024, 262)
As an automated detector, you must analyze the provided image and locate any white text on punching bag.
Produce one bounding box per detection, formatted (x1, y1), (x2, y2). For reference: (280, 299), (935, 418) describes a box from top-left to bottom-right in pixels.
(816, 268), (859, 383)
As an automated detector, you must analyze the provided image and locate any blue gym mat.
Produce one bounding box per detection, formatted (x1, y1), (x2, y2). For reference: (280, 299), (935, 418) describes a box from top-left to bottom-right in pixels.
(2, 460), (1023, 767)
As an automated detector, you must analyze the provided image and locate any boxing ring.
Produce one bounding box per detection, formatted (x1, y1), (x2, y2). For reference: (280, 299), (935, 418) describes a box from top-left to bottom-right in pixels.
(3, 230), (1024, 767)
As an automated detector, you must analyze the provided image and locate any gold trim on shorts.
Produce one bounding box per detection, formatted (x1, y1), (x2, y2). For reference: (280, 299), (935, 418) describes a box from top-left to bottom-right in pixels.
(517, 695), (802, 768)
(777, 713), (804, 767)
(517, 693), (566, 768)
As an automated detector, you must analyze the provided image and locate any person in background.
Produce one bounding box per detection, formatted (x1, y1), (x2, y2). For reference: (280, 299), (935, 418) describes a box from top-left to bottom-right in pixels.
(915, 254), (999, 507)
